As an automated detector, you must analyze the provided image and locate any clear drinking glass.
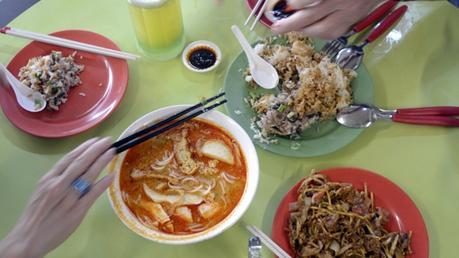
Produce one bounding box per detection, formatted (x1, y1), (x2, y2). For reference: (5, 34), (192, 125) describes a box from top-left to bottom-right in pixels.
(128, 0), (186, 60)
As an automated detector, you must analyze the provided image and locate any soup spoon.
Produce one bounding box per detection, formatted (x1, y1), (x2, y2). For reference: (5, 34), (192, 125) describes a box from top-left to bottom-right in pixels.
(0, 63), (46, 112)
(231, 25), (279, 89)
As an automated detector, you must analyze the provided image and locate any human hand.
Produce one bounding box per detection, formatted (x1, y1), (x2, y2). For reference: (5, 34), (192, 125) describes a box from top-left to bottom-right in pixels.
(0, 138), (115, 258)
(271, 0), (386, 40)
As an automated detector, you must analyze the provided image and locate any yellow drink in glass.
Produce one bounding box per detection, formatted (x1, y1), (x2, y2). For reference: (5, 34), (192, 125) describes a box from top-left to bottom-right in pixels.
(128, 0), (185, 60)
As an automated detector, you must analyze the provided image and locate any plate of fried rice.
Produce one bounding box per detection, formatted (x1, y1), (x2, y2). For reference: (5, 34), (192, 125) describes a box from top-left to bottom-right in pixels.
(0, 30), (128, 138)
(224, 32), (374, 157)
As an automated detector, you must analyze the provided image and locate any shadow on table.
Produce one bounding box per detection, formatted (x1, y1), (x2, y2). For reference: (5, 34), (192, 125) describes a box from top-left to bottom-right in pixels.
(0, 118), (92, 154)
(82, 198), (249, 258)
(420, 14), (459, 106)
(411, 193), (439, 258)
(260, 166), (304, 237)
(0, 43), (23, 61)
(423, 127), (459, 258)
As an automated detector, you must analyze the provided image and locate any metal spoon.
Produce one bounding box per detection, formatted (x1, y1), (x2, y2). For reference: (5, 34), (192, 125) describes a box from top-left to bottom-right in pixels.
(337, 104), (459, 128)
(337, 104), (394, 128)
(0, 63), (46, 112)
(231, 25), (279, 89)
(335, 5), (407, 70)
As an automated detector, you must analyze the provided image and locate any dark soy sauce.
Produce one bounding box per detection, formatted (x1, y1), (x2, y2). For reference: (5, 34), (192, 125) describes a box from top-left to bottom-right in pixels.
(187, 46), (217, 70)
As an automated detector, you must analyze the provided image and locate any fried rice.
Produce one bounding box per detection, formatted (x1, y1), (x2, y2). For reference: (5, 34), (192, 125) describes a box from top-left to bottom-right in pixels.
(245, 32), (356, 138)
(19, 51), (84, 111)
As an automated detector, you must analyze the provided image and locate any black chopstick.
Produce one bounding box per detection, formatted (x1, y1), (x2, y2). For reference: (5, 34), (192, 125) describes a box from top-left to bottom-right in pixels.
(112, 92), (225, 149)
(114, 98), (227, 154)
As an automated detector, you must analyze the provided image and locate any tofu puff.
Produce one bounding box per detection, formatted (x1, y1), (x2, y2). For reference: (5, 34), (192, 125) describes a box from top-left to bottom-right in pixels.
(119, 119), (247, 235)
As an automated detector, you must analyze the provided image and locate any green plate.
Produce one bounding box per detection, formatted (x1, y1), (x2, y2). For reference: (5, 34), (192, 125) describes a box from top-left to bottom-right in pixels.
(224, 40), (374, 158)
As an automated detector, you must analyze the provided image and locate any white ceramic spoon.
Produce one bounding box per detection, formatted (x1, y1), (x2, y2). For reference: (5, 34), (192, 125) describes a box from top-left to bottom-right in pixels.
(231, 25), (279, 89)
(0, 63), (46, 112)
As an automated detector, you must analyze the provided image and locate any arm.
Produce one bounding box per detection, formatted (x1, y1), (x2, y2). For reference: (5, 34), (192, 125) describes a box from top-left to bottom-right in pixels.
(0, 138), (115, 258)
(272, 0), (387, 39)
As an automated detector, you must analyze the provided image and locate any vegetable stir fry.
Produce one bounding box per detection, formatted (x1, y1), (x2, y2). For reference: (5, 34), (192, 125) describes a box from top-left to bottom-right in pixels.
(288, 172), (412, 257)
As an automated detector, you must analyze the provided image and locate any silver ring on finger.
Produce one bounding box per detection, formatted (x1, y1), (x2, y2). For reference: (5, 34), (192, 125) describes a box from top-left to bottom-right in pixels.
(71, 177), (91, 198)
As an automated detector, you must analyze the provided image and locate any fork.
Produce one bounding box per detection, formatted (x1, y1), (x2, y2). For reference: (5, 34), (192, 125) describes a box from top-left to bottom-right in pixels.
(244, 0), (270, 31)
(335, 5), (408, 70)
(321, 0), (398, 59)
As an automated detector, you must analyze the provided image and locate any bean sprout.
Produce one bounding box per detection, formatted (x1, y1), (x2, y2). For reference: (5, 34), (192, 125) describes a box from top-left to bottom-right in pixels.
(155, 151), (174, 167)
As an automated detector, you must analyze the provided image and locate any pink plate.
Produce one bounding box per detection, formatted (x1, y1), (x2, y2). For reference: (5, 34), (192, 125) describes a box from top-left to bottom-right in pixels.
(272, 167), (429, 258)
(0, 30), (129, 138)
(246, 0), (273, 28)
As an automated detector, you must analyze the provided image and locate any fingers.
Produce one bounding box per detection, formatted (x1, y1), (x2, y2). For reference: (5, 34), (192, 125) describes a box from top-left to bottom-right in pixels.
(301, 11), (353, 40)
(272, 1), (335, 34)
(272, 0), (385, 39)
(75, 174), (114, 214)
(60, 137), (113, 185)
(80, 148), (116, 184)
(63, 148), (116, 207)
(39, 138), (100, 183)
(287, 0), (322, 10)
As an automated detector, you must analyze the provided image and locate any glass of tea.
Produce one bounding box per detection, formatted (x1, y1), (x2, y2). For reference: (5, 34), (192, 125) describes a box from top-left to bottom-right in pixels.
(127, 0), (186, 60)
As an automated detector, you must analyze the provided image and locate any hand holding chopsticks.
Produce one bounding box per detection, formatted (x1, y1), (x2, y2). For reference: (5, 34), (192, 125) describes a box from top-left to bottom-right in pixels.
(112, 92), (227, 154)
(244, 0), (270, 31)
(1, 27), (140, 61)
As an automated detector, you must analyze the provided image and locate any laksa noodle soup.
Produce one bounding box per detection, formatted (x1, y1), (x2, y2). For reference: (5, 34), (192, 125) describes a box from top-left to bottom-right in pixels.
(118, 119), (247, 235)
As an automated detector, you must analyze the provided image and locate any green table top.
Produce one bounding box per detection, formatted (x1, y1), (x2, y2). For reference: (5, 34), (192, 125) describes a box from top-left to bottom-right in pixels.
(1, 0), (458, 257)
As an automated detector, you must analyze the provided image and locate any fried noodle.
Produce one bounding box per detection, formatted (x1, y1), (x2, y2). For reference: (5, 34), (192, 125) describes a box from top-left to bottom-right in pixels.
(288, 172), (412, 257)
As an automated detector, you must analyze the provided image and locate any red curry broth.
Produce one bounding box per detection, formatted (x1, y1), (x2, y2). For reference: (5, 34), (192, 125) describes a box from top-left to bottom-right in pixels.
(119, 119), (247, 235)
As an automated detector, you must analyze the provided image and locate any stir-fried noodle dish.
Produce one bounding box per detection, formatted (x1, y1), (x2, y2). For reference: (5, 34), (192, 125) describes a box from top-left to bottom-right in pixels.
(288, 172), (412, 257)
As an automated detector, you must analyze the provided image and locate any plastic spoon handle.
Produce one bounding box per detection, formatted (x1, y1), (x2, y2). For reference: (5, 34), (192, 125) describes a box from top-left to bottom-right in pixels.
(353, 0), (398, 32)
(231, 25), (256, 66)
(397, 106), (459, 116)
(0, 63), (32, 96)
(393, 115), (459, 127)
(366, 5), (407, 43)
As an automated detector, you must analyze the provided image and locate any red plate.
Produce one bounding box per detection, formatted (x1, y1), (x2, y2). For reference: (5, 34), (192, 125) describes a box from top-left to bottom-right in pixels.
(272, 167), (429, 258)
(246, 0), (273, 28)
(0, 30), (129, 138)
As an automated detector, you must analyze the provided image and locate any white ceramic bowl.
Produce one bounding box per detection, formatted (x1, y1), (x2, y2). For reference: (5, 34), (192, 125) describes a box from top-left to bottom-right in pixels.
(108, 105), (259, 244)
(182, 40), (222, 73)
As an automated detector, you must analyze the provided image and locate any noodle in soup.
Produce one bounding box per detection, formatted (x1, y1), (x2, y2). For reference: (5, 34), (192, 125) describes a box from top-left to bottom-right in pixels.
(119, 119), (247, 235)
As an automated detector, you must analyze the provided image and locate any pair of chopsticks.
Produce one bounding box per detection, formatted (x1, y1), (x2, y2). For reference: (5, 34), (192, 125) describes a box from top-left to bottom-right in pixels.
(0, 27), (140, 61)
(244, 0), (270, 31)
(112, 92), (227, 154)
(246, 225), (292, 258)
